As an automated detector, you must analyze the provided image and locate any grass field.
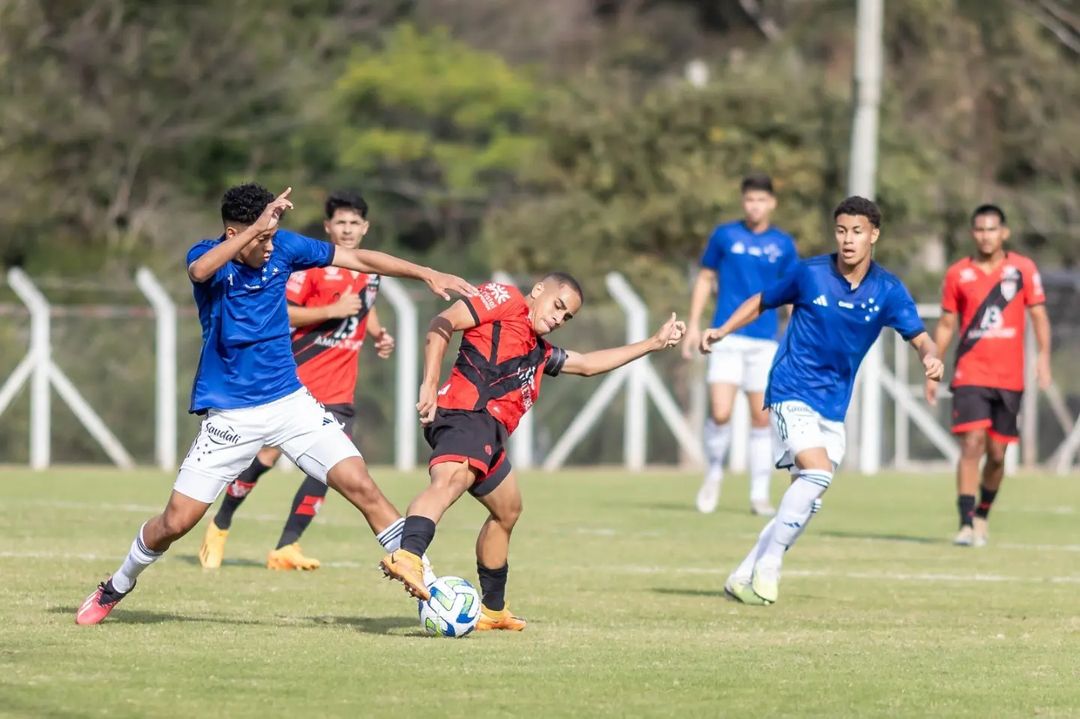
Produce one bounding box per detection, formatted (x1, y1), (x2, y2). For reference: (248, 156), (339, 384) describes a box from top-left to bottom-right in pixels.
(1, 466), (1078, 718)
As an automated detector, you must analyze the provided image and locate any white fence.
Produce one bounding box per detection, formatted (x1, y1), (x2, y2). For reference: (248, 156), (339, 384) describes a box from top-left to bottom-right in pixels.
(2, 268), (1078, 474)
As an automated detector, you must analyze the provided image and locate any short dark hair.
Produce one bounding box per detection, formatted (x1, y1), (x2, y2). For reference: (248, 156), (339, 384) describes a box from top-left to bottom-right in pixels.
(221, 183), (275, 225)
(325, 190), (369, 220)
(833, 195), (881, 228)
(741, 173), (774, 195)
(971, 203), (1006, 225)
(544, 271), (585, 304)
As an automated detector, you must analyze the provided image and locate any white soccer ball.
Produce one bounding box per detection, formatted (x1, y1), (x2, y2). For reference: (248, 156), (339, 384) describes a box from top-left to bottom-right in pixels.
(418, 576), (481, 638)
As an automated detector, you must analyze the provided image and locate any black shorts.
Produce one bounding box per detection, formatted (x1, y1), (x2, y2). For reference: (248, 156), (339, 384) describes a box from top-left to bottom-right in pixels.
(950, 386), (1022, 443)
(325, 403), (360, 451)
(424, 409), (511, 497)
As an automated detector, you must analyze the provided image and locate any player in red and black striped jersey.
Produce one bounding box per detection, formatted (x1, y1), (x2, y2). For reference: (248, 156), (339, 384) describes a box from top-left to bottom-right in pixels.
(199, 191), (397, 571)
(379, 274), (687, 629)
(926, 204), (1052, 547)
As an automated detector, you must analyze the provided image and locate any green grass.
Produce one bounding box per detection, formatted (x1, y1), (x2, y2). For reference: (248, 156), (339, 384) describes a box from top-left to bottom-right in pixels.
(1, 466), (1078, 718)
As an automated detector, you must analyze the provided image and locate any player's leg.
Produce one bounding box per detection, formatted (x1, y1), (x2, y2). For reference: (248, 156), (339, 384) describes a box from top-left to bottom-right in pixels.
(267, 405), (354, 570)
(745, 339), (778, 516)
(78, 413), (262, 624)
(950, 387), (993, 545)
(698, 371), (739, 513)
(471, 464), (526, 630)
(200, 445), (282, 569)
(973, 390), (1020, 546)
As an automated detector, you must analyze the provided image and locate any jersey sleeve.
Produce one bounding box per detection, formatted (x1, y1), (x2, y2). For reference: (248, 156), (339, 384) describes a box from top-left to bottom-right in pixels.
(278, 232), (335, 272)
(940, 266), (960, 314)
(285, 270), (314, 306)
(463, 283), (520, 326)
(1022, 260), (1046, 306)
(185, 242), (227, 286)
(883, 282), (926, 341)
(544, 344), (568, 377)
(760, 261), (803, 309)
(699, 227), (726, 270)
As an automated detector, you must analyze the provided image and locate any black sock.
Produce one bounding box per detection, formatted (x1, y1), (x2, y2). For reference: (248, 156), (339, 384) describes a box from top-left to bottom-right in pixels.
(975, 485), (998, 519)
(477, 563), (509, 611)
(400, 516), (436, 556)
(213, 457), (272, 530)
(958, 494), (976, 528)
(275, 475), (329, 549)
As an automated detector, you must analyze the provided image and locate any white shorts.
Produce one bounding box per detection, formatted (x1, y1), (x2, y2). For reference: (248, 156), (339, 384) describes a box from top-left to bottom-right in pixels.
(769, 400), (846, 472)
(175, 389), (361, 503)
(706, 334), (778, 393)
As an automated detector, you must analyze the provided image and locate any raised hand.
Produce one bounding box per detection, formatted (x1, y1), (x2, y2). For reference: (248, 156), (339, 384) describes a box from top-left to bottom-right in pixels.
(653, 313), (687, 349)
(698, 327), (725, 354)
(424, 270), (478, 301)
(253, 187), (293, 234)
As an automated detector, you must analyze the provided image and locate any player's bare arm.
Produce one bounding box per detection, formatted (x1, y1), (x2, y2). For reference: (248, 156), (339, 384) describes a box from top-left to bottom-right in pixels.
(925, 311), (957, 405)
(417, 301), (480, 425)
(682, 267), (717, 359)
(699, 293), (766, 353)
(910, 331), (945, 386)
(331, 247), (476, 300)
(561, 313), (686, 377)
(287, 288), (362, 327)
(1029, 304), (1052, 390)
(188, 187), (293, 282)
(367, 306), (395, 359)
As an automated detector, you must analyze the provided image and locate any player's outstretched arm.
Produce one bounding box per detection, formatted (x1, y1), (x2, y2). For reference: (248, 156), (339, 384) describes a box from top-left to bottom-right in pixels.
(561, 313), (686, 377)
(188, 188), (293, 283)
(925, 311), (956, 405)
(416, 301), (479, 425)
(331, 247), (476, 300)
(698, 293), (766, 354)
(682, 268), (717, 360)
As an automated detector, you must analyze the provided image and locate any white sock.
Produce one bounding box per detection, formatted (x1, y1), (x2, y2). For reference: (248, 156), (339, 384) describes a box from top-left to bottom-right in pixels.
(376, 517), (405, 552)
(703, 419), (732, 486)
(111, 524), (161, 594)
(760, 470), (832, 566)
(731, 517), (776, 582)
(748, 427), (774, 503)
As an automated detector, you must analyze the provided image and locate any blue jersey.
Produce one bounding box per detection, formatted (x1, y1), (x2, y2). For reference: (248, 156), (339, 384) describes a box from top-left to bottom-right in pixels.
(762, 254), (925, 421)
(701, 221), (797, 340)
(187, 229), (336, 413)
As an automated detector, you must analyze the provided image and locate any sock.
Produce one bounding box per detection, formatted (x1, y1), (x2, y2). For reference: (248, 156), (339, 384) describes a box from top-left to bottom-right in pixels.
(761, 470), (832, 565)
(975, 486), (998, 519)
(376, 517), (405, 552)
(704, 419), (732, 486)
(400, 516), (437, 557)
(958, 494), (976, 528)
(748, 427), (774, 503)
(731, 498), (824, 582)
(477, 562), (509, 611)
(214, 457), (272, 530)
(275, 475), (329, 549)
(111, 524), (162, 594)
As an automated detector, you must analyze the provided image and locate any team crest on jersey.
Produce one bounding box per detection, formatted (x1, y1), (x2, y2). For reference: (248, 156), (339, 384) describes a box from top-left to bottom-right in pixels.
(1000, 266), (1019, 301)
(730, 241), (746, 254)
(763, 243), (782, 263)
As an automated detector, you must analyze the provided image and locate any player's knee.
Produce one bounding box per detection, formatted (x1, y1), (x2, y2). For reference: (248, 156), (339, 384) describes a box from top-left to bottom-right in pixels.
(333, 464), (382, 505)
(710, 407), (733, 425)
(159, 511), (197, 541)
(985, 444), (1007, 467)
(961, 432), (986, 458)
(496, 498), (523, 530)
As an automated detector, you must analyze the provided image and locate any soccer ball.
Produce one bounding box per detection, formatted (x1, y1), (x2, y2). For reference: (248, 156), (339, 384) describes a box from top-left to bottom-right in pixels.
(418, 576), (481, 638)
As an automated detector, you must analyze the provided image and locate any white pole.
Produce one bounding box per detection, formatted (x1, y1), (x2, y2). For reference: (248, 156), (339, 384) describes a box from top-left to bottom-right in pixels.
(48, 362), (135, 468)
(494, 272), (534, 470)
(0, 355), (34, 418)
(7, 268), (50, 469)
(729, 393), (750, 472)
(542, 368), (628, 471)
(1020, 323), (1038, 468)
(606, 273), (647, 471)
(850, 0), (885, 475)
(380, 277), (417, 471)
(135, 268), (177, 470)
(641, 360), (705, 464)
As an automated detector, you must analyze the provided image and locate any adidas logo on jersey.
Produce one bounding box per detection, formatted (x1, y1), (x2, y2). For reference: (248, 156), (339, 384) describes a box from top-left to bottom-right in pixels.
(813, 294), (828, 307)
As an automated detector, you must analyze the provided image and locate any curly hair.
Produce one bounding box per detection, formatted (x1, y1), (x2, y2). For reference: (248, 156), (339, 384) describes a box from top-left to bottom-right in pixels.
(833, 195), (881, 228)
(221, 183), (275, 225)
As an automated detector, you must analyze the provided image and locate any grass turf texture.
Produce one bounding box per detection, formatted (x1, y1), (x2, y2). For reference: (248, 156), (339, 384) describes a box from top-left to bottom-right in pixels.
(1, 467), (1078, 718)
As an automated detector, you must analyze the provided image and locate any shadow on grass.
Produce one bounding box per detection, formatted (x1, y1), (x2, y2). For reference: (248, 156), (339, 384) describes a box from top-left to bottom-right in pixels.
(818, 530), (945, 545)
(650, 587), (726, 599)
(50, 606), (421, 634)
(174, 554), (266, 569)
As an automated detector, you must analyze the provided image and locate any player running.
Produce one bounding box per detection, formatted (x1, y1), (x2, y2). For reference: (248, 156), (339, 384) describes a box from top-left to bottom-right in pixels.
(75, 183), (474, 625)
(683, 173), (797, 516)
(925, 204), (1052, 547)
(379, 274), (686, 630)
(198, 190), (396, 571)
(704, 196), (944, 606)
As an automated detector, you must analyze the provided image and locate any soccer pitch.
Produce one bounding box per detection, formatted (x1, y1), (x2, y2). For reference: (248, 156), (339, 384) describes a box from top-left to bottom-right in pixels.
(2, 467), (1078, 718)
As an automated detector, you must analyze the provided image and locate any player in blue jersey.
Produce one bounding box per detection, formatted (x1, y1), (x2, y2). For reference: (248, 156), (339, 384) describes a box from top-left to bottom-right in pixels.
(75, 183), (475, 625)
(684, 174), (797, 516)
(700, 196), (945, 605)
